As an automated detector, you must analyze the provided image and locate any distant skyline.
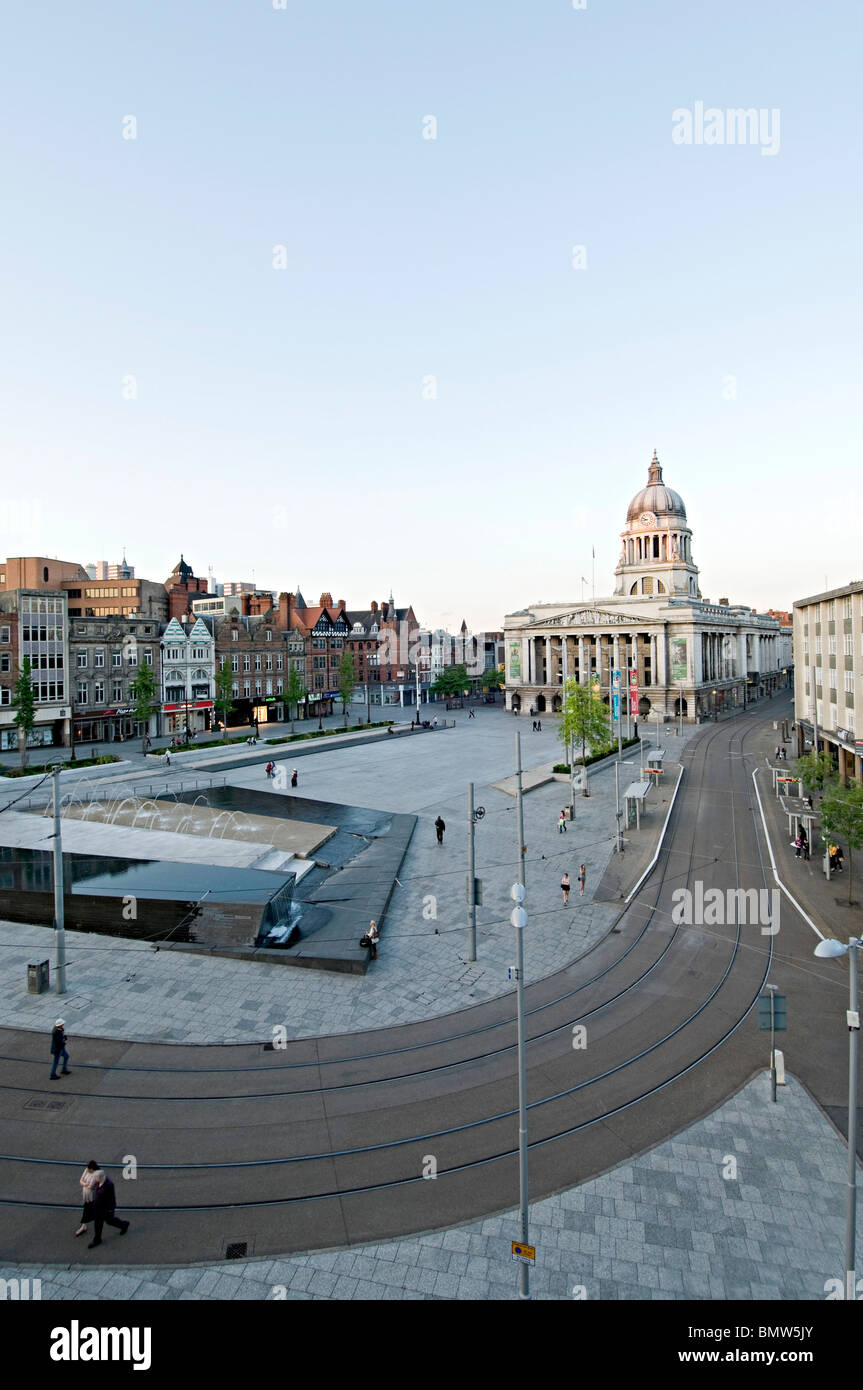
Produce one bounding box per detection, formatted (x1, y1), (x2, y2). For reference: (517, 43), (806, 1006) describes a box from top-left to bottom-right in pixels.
(2, 1), (859, 632)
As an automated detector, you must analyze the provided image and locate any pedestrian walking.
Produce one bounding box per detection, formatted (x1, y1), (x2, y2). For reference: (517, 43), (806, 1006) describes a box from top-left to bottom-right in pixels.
(558, 810), (567, 834)
(537, 719), (542, 732)
(577, 864), (586, 896)
(88, 1171), (129, 1248)
(435, 815), (446, 844)
(50, 1019), (70, 1080)
(290, 768), (298, 788)
(794, 835), (802, 859)
(165, 751), (171, 767)
(775, 746), (780, 760)
(561, 872), (571, 905)
(367, 920), (379, 960)
(532, 720), (537, 732)
(75, 1161), (100, 1238)
(432, 715), (438, 729)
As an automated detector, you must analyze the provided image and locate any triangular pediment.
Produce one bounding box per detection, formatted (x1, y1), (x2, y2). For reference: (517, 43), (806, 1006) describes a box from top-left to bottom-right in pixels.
(162, 618), (186, 640)
(188, 618), (211, 641)
(532, 608), (635, 628)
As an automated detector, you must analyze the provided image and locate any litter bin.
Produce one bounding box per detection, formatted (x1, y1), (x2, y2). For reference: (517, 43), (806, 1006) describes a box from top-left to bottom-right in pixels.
(27, 959), (49, 994)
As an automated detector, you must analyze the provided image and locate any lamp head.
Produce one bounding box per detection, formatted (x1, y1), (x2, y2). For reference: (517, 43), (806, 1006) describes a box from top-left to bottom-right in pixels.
(815, 938), (849, 959)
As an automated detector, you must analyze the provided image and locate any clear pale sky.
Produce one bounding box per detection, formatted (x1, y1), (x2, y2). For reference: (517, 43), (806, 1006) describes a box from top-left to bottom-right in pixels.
(1, 1), (859, 633)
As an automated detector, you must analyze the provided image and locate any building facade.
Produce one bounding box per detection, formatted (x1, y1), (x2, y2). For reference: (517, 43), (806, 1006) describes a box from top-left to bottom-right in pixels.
(214, 606), (291, 727)
(793, 583), (863, 783)
(159, 616), (215, 735)
(345, 596), (422, 708)
(505, 452), (791, 723)
(69, 614), (161, 745)
(0, 590), (71, 752)
(63, 576), (168, 622)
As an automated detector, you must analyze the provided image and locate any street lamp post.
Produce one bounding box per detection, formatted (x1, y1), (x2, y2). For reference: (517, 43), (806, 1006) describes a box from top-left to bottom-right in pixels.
(51, 766), (67, 994)
(511, 729), (530, 1299)
(552, 640), (575, 817)
(814, 936), (861, 1301)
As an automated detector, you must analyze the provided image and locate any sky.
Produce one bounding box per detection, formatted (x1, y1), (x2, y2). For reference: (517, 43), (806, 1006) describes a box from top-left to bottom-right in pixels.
(1, 1), (859, 634)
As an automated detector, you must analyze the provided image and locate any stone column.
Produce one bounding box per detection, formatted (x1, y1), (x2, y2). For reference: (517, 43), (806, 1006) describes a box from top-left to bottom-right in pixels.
(656, 626), (667, 692)
(578, 636), (586, 682)
(545, 636), (552, 690)
(521, 635), (530, 686)
(612, 634), (620, 679)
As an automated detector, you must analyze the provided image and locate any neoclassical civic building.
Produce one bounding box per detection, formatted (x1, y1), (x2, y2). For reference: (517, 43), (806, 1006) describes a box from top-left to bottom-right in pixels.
(504, 452), (792, 723)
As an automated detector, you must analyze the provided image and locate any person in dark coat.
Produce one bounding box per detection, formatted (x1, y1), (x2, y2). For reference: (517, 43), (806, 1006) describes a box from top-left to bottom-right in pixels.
(88, 1171), (129, 1248)
(434, 816), (445, 844)
(50, 1019), (70, 1079)
(290, 768), (298, 788)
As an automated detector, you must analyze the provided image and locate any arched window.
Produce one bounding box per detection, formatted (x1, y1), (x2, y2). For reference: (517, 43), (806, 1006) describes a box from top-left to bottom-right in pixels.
(630, 582), (638, 595)
(657, 580), (666, 594)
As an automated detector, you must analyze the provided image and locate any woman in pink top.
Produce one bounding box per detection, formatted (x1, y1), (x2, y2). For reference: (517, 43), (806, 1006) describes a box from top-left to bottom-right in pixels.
(75, 1160), (100, 1237)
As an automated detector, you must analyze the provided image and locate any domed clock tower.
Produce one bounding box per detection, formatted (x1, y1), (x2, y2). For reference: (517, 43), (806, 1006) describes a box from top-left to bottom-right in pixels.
(614, 451), (699, 599)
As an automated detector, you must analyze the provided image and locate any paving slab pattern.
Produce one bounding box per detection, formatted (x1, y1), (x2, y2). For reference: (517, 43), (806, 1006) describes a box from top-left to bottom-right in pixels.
(4, 1073), (857, 1300)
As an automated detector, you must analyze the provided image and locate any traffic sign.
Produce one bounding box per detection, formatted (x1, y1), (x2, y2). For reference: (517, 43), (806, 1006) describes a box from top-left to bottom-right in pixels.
(512, 1241), (536, 1264)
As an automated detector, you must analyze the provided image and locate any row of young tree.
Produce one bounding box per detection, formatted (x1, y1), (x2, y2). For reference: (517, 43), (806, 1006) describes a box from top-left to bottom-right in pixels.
(7, 651), (363, 768)
(795, 750), (863, 903)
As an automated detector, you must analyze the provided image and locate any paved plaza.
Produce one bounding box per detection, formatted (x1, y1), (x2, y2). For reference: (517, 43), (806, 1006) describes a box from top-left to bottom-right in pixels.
(7, 705), (845, 1307)
(0, 709), (697, 1043)
(6, 1072), (859, 1300)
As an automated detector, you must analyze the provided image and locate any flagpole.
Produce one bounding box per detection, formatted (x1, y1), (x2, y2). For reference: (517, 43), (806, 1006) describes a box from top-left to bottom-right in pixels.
(591, 549), (595, 605)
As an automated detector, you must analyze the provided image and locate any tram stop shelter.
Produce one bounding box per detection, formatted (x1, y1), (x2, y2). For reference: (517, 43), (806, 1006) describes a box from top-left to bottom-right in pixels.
(624, 780), (651, 830)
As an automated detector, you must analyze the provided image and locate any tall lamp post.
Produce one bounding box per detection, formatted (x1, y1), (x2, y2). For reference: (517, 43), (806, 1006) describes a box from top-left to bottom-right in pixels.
(814, 935), (861, 1301)
(551, 640), (575, 817)
(511, 730), (530, 1299)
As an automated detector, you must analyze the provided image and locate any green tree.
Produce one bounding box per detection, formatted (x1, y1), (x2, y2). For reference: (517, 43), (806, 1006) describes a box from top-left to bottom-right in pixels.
(338, 650), (356, 726)
(11, 656), (36, 771)
(130, 660), (158, 751)
(821, 782), (863, 905)
(558, 677), (611, 796)
(214, 658), (234, 740)
(482, 666), (505, 691)
(795, 750), (836, 794)
(431, 663), (470, 698)
(285, 665), (307, 734)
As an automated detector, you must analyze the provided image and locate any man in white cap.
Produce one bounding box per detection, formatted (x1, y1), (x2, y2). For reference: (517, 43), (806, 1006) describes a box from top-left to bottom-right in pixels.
(50, 1018), (70, 1079)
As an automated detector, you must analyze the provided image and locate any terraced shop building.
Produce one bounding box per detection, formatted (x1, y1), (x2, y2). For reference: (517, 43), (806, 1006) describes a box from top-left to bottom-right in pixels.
(504, 451), (791, 724)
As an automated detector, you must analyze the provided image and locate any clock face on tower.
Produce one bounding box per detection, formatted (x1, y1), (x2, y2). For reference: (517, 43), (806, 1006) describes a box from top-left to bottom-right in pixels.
(639, 511), (656, 527)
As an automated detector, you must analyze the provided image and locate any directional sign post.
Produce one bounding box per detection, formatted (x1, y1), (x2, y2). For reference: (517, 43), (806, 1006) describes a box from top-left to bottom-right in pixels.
(512, 1241), (536, 1265)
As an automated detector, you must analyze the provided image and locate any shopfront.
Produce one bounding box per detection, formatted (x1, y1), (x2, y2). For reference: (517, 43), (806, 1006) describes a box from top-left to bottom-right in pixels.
(161, 699), (214, 737)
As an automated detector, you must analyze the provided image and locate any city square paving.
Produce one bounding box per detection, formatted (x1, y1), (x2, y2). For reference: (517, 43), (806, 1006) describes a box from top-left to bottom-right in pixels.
(5, 1073), (860, 1300)
(0, 709), (692, 1042)
(3, 701), (860, 1300)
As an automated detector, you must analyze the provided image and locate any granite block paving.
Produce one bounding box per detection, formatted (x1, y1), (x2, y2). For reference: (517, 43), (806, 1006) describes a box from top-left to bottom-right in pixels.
(11, 1071), (861, 1302)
